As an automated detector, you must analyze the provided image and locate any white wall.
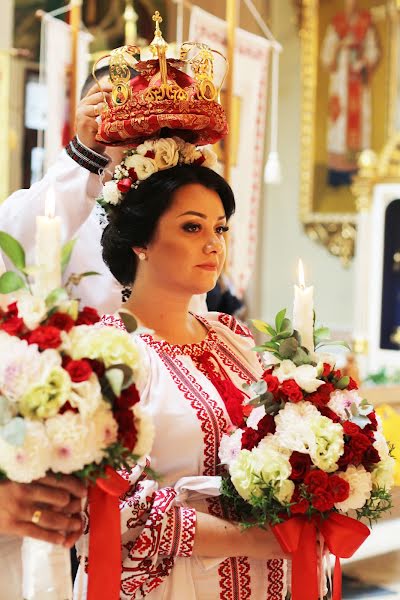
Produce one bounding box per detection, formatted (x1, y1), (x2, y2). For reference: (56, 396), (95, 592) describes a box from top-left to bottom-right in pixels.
(0, 0), (13, 49)
(256, 0), (355, 335)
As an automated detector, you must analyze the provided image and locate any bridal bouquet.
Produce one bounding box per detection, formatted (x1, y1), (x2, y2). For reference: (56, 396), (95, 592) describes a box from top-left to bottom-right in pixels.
(0, 233), (153, 600)
(219, 310), (394, 600)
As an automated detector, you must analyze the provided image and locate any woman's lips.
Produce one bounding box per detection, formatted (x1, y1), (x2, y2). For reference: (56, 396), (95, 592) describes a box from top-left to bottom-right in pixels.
(196, 263), (218, 271)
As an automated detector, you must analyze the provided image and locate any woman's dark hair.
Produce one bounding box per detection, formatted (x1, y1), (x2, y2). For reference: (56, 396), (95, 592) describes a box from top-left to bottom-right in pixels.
(101, 164), (235, 286)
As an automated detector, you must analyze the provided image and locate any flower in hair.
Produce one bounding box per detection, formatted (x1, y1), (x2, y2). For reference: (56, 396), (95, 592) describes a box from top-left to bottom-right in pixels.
(99, 136), (218, 208)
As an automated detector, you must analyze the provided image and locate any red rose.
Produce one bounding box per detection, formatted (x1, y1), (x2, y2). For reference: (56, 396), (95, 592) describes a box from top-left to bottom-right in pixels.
(333, 369), (342, 380)
(46, 312), (75, 332)
(116, 384), (140, 410)
(65, 359), (93, 383)
(322, 363), (331, 378)
(76, 306), (101, 326)
(59, 401), (79, 415)
(366, 411), (378, 431)
(88, 359), (105, 378)
(115, 408), (137, 451)
(312, 487), (334, 512)
(27, 325), (61, 350)
(304, 469), (329, 492)
(362, 445), (381, 468)
(343, 421), (361, 437)
(117, 178), (133, 194)
(261, 373), (280, 395)
(194, 154), (206, 166)
(328, 474), (350, 502)
(257, 414), (276, 437)
(289, 451), (312, 482)
(128, 167), (138, 180)
(0, 316), (24, 336)
(338, 444), (355, 468)
(281, 379), (303, 403)
(5, 302), (18, 317)
(241, 427), (262, 451)
(351, 432), (371, 454)
(308, 382), (334, 407)
(347, 377), (358, 390)
(317, 406), (341, 423)
(242, 404), (253, 418)
(144, 150), (155, 159)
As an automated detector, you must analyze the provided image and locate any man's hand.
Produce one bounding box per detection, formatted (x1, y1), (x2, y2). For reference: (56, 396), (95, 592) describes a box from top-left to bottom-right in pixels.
(75, 81), (112, 154)
(0, 474), (86, 548)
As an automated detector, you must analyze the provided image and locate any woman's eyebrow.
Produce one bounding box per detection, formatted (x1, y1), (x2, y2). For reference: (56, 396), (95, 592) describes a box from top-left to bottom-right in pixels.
(177, 211), (226, 220)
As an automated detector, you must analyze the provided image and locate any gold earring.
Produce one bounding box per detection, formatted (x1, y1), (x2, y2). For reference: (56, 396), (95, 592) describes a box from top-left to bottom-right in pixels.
(138, 252), (146, 261)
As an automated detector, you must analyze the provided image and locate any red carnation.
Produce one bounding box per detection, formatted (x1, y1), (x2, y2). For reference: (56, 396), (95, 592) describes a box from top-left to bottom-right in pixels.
(116, 384), (140, 410)
(5, 302), (18, 317)
(88, 359), (105, 378)
(27, 325), (61, 350)
(366, 411), (378, 431)
(115, 408), (137, 451)
(289, 451), (312, 482)
(312, 487), (334, 512)
(317, 406), (341, 422)
(350, 432), (371, 454)
(347, 377), (358, 390)
(343, 421), (361, 437)
(65, 359), (93, 383)
(328, 474), (350, 502)
(280, 379), (303, 403)
(117, 178), (133, 194)
(290, 488), (310, 514)
(338, 445), (355, 468)
(257, 414), (276, 437)
(333, 369), (342, 380)
(76, 306), (100, 326)
(262, 373), (280, 395)
(144, 150), (155, 159)
(362, 445), (381, 468)
(0, 316), (24, 336)
(322, 363), (331, 378)
(308, 382), (334, 407)
(241, 427), (262, 451)
(47, 312), (75, 332)
(128, 167), (138, 180)
(304, 469), (329, 492)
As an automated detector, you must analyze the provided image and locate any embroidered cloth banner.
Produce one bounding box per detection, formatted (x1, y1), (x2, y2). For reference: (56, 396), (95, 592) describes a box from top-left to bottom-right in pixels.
(189, 7), (271, 297)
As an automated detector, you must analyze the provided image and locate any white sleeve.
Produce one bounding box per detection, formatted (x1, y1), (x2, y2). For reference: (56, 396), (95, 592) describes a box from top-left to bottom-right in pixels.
(0, 151), (105, 265)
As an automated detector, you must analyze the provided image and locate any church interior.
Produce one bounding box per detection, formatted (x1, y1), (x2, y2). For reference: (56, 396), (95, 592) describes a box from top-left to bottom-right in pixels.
(0, 1), (400, 599)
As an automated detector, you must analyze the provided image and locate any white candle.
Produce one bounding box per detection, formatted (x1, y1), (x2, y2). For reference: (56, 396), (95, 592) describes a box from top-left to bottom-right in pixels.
(293, 259), (314, 353)
(34, 187), (61, 298)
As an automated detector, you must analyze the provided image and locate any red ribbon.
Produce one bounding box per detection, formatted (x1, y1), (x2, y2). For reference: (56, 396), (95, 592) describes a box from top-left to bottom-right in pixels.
(87, 466), (130, 600)
(272, 513), (370, 600)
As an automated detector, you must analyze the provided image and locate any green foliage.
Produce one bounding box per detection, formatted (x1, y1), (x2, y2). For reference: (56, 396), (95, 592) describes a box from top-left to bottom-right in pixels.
(356, 487), (393, 526)
(364, 368), (400, 386)
(45, 287), (69, 309)
(61, 239), (77, 274)
(0, 231), (26, 272)
(118, 310), (138, 334)
(0, 271), (27, 294)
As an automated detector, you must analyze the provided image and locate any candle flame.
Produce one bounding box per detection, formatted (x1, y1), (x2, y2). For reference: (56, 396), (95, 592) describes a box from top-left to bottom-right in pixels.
(298, 259), (305, 288)
(45, 187), (55, 218)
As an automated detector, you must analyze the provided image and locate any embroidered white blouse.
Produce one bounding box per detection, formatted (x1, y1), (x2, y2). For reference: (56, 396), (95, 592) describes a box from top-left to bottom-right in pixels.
(74, 312), (287, 600)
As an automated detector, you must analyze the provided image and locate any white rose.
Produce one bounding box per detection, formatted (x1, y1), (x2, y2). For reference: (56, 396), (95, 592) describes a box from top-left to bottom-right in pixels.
(17, 293), (46, 329)
(273, 360), (297, 382)
(292, 364), (325, 393)
(179, 142), (201, 163)
(135, 140), (156, 156)
(125, 154), (157, 180)
(102, 180), (122, 205)
(334, 465), (373, 512)
(219, 429), (243, 466)
(201, 147), (218, 169)
(154, 138), (179, 170)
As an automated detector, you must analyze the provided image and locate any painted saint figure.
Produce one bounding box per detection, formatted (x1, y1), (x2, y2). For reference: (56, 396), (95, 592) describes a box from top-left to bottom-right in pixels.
(321, 0), (381, 187)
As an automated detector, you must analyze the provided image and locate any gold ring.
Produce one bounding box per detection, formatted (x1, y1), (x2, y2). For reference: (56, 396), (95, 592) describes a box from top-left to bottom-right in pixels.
(93, 104), (100, 117)
(31, 509), (42, 525)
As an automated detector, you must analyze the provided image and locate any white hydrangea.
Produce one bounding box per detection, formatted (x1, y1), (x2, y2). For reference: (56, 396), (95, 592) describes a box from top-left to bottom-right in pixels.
(92, 406), (119, 458)
(102, 180), (122, 205)
(46, 411), (101, 473)
(16, 293), (47, 330)
(132, 404), (155, 457)
(219, 428), (243, 466)
(371, 456), (395, 490)
(0, 420), (50, 482)
(334, 465), (373, 512)
(328, 389), (362, 420)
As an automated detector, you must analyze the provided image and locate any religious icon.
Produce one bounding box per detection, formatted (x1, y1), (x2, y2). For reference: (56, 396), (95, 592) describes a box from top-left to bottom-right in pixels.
(320, 0), (381, 188)
(112, 82), (130, 106)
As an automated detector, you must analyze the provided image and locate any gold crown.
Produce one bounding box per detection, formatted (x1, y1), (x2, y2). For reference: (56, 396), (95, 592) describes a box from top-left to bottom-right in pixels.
(92, 11), (228, 147)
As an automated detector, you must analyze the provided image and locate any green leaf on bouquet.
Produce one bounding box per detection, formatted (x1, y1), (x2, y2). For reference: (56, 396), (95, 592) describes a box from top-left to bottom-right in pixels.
(0, 417), (26, 446)
(315, 339), (351, 350)
(252, 319), (276, 337)
(272, 330), (293, 341)
(314, 326), (331, 341)
(292, 346), (312, 366)
(0, 271), (26, 294)
(335, 375), (350, 390)
(275, 308), (287, 332)
(0, 231), (26, 272)
(118, 310), (138, 334)
(105, 368), (125, 397)
(45, 287), (69, 308)
(61, 239), (77, 273)
(279, 337), (298, 359)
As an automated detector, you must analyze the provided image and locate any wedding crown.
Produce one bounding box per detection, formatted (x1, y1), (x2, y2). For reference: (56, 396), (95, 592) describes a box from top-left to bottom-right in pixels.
(93, 11), (228, 148)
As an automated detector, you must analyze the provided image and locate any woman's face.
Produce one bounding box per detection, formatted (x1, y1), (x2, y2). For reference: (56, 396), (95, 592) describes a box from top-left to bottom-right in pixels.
(144, 183), (228, 295)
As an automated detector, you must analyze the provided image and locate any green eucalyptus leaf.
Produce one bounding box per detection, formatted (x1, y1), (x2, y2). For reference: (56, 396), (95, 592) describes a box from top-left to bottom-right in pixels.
(0, 271), (26, 294)
(280, 318), (292, 332)
(292, 347), (312, 366)
(275, 309), (286, 332)
(252, 319), (276, 337)
(314, 327), (331, 340)
(61, 239), (77, 273)
(0, 231), (26, 272)
(279, 337), (298, 359)
(252, 380), (267, 396)
(272, 330), (293, 341)
(350, 414), (371, 429)
(118, 310), (138, 334)
(315, 340), (351, 350)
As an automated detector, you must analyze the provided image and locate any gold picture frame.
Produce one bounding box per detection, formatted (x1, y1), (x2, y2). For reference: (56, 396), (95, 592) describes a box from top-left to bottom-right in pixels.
(299, 0), (400, 264)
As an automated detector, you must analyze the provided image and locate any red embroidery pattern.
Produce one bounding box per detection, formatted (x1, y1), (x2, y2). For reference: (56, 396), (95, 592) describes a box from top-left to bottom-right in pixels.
(218, 557), (252, 600)
(217, 313), (253, 337)
(266, 559), (285, 600)
(100, 314), (125, 330)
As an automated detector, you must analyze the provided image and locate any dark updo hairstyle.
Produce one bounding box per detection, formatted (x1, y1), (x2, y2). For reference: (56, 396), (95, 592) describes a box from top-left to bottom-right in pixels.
(101, 164), (235, 286)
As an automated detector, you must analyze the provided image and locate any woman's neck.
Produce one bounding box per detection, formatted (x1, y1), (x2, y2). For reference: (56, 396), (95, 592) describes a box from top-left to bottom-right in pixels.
(123, 282), (207, 345)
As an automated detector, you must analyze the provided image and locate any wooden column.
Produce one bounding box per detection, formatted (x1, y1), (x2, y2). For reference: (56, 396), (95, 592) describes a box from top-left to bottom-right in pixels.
(69, 0), (82, 136)
(224, 0), (237, 183)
